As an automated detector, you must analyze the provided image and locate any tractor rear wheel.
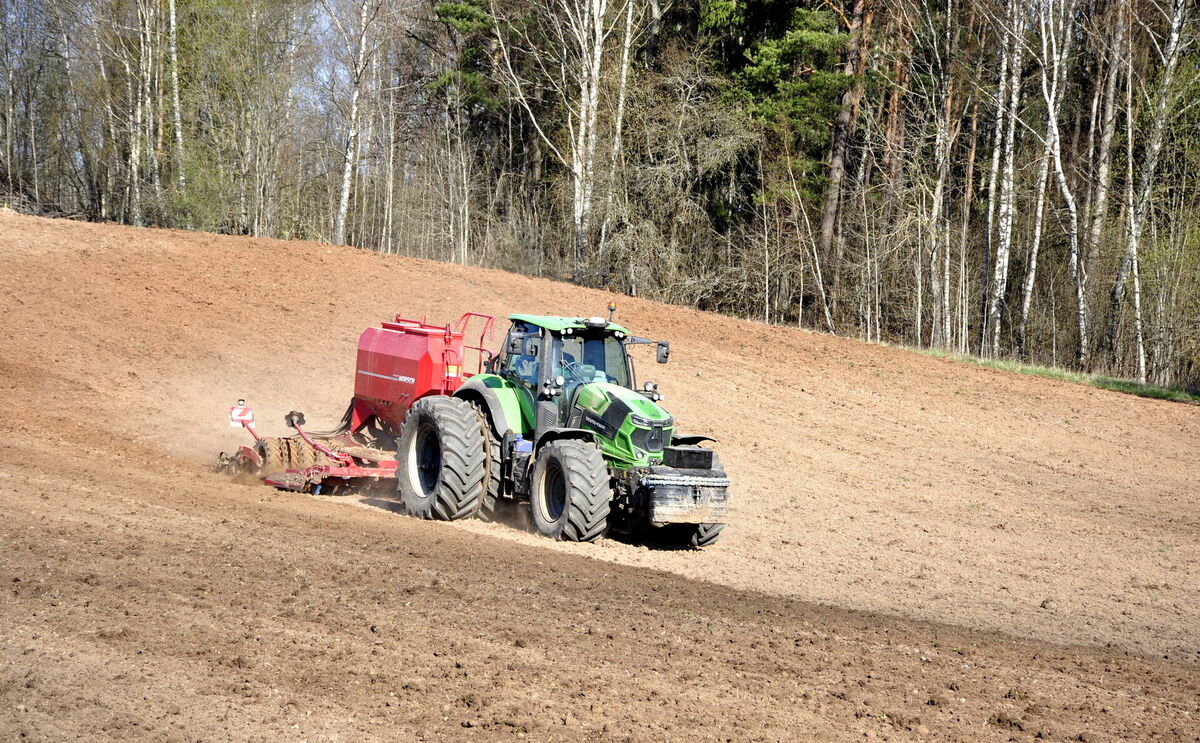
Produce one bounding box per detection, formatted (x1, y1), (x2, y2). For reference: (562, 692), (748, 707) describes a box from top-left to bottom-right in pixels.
(479, 426), (502, 522)
(530, 440), (610, 542)
(469, 404), (502, 522)
(397, 397), (487, 520)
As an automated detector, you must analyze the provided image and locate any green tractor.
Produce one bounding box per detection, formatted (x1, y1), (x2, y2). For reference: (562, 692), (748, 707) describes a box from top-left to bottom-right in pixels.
(399, 311), (729, 547)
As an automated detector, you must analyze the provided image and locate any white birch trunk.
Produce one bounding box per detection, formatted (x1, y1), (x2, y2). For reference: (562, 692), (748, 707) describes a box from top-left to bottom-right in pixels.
(1019, 0), (1071, 357)
(125, 28), (144, 227)
(979, 34), (1009, 350)
(168, 0), (185, 192)
(382, 82), (396, 253)
(142, 1), (159, 208)
(1083, 11), (1124, 288)
(957, 105), (979, 353)
(987, 1), (1024, 356)
(1104, 0), (1185, 371)
(3, 68), (11, 192)
(1017, 145), (1051, 357)
(599, 0), (636, 260)
(331, 0), (374, 246)
(1037, 0), (1087, 365)
(573, 0), (607, 278)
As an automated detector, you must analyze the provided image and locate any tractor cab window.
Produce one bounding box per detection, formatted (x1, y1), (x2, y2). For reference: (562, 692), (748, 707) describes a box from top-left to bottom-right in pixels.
(501, 324), (541, 389)
(553, 333), (630, 390)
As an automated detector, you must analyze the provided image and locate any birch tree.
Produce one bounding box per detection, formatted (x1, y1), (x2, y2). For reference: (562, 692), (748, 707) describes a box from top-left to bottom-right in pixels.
(492, 0), (616, 280)
(326, 0), (384, 246)
(168, 0), (184, 193)
(1099, 0), (1190, 374)
(1082, 2), (1125, 290)
(985, 0), (1026, 356)
(598, 0), (641, 261)
(1040, 0), (1088, 365)
(978, 15), (1010, 350)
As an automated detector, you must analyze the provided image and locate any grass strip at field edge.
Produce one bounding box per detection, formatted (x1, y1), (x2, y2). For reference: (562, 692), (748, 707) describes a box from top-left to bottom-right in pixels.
(912, 347), (1200, 405)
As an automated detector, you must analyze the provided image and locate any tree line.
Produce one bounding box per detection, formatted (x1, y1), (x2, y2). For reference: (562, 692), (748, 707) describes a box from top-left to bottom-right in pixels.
(2, 0), (1197, 388)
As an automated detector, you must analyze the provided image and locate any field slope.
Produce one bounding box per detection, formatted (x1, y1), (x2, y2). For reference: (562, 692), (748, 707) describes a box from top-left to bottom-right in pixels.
(1, 211), (1196, 741)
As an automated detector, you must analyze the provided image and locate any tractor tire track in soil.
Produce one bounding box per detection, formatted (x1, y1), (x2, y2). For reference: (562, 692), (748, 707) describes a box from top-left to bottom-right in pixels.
(0, 211), (1197, 741)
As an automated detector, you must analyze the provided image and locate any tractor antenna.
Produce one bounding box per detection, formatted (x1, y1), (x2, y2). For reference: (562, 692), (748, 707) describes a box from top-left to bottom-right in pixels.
(607, 301), (617, 322)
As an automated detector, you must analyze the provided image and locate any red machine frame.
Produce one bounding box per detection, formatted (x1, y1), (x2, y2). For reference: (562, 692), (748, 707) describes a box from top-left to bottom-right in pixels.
(221, 312), (495, 494)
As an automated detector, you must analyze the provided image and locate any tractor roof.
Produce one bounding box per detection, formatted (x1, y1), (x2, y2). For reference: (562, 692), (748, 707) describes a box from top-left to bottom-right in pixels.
(508, 314), (629, 334)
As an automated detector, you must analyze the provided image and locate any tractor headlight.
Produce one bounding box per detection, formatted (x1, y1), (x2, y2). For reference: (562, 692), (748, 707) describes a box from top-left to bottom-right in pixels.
(630, 414), (673, 428)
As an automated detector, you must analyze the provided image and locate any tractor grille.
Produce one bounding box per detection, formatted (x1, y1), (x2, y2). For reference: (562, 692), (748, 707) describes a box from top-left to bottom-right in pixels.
(631, 424), (668, 453)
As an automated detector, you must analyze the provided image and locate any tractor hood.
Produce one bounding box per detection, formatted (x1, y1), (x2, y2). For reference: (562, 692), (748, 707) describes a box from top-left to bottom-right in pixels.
(572, 382), (674, 467)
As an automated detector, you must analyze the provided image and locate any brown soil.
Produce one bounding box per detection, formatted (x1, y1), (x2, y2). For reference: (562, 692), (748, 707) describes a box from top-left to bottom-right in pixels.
(1, 211), (1196, 741)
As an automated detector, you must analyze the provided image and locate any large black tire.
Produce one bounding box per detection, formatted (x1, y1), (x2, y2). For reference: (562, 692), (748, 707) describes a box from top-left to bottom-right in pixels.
(658, 448), (726, 548)
(477, 413), (502, 522)
(530, 440), (611, 542)
(678, 522), (725, 548)
(396, 396), (487, 520)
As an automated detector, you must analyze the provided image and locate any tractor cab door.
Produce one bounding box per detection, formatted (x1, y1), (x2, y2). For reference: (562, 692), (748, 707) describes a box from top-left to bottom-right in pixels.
(496, 322), (543, 434)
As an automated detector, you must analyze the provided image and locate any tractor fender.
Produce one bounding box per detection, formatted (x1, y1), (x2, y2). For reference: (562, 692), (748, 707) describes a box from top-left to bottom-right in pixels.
(671, 434), (717, 446)
(453, 376), (524, 437)
(534, 428), (597, 454)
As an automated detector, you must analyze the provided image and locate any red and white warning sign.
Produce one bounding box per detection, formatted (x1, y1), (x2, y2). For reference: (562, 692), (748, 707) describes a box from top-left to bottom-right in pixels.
(229, 404), (255, 428)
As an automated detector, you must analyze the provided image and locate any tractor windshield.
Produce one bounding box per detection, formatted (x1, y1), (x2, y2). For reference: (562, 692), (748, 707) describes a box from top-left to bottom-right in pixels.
(553, 333), (631, 389)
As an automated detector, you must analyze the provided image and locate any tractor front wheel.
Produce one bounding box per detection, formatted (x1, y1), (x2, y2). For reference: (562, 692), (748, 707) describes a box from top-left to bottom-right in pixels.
(397, 397), (487, 520)
(673, 522), (725, 548)
(530, 440), (610, 542)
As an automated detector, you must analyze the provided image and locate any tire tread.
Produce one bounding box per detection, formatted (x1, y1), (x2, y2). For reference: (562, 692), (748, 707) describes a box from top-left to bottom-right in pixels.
(538, 440), (610, 542)
(399, 396), (487, 521)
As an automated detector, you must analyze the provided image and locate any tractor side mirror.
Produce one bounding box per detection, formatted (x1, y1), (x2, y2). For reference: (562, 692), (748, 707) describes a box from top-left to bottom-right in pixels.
(656, 341), (670, 364)
(284, 410), (306, 428)
(507, 336), (523, 354)
(525, 338), (541, 357)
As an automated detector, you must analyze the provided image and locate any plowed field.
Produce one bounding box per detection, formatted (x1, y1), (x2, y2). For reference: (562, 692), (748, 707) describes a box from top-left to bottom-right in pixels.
(1, 211), (1196, 741)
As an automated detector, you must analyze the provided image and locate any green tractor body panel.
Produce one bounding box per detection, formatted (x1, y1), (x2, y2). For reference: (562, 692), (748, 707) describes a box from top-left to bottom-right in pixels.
(459, 374), (672, 469)
(507, 313), (629, 334)
(454, 374), (534, 436)
(571, 382), (674, 469)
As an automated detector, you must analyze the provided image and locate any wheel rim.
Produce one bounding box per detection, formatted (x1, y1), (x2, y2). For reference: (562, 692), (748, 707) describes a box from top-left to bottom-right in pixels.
(538, 460), (567, 522)
(408, 421), (441, 496)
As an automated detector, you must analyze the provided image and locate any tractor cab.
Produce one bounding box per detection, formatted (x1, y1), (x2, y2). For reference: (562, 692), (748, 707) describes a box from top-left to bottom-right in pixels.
(490, 313), (672, 459)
